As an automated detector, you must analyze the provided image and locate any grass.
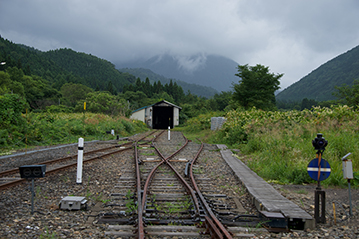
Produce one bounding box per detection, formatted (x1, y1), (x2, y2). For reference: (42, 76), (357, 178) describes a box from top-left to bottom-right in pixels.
(296, 189), (308, 195)
(141, 151), (156, 156)
(125, 190), (137, 214)
(1, 112), (148, 151)
(180, 106), (359, 188)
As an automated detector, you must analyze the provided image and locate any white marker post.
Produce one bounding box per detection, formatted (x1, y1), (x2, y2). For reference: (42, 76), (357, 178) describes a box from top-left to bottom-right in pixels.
(168, 126), (170, 141)
(77, 138), (84, 184)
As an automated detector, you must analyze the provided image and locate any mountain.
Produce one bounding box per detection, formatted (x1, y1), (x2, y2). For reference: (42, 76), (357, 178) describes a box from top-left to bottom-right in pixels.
(119, 67), (218, 98)
(276, 45), (359, 102)
(43, 48), (136, 91)
(115, 53), (239, 93)
(0, 37), (136, 92)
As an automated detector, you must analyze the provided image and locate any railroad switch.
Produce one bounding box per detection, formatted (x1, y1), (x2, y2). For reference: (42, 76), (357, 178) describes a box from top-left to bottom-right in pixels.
(59, 196), (88, 210)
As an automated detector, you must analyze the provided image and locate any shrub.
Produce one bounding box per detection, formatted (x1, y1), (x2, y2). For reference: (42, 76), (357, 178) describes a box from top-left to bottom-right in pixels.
(207, 105), (359, 187)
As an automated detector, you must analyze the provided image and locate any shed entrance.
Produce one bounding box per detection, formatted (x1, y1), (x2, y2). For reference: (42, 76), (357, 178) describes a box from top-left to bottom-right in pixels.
(152, 106), (173, 129)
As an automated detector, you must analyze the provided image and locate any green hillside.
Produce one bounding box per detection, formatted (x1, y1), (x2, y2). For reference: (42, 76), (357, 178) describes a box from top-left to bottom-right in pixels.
(0, 36), (135, 92)
(276, 45), (359, 102)
(44, 49), (136, 91)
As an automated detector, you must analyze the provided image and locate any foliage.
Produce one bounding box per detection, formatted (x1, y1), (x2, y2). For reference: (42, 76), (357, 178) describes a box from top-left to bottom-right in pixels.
(60, 83), (93, 107)
(276, 98), (340, 111)
(123, 78), (185, 105)
(214, 105), (359, 187)
(0, 112), (148, 151)
(333, 80), (359, 109)
(0, 94), (27, 146)
(74, 91), (131, 116)
(0, 67), (61, 109)
(232, 64), (282, 110)
(276, 44), (359, 102)
(207, 91), (233, 111)
(0, 36), (136, 93)
(45, 105), (73, 113)
(182, 112), (223, 132)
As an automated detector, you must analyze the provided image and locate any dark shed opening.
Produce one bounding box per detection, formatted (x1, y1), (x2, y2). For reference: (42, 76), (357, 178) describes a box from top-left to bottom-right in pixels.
(152, 106), (173, 129)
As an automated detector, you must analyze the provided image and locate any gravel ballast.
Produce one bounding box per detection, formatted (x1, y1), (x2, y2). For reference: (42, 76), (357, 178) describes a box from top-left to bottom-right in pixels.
(0, 132), (358, 238)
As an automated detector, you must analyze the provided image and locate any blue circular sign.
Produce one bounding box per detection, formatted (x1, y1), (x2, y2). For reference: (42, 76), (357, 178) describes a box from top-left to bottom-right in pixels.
(307, 158), (331, 181)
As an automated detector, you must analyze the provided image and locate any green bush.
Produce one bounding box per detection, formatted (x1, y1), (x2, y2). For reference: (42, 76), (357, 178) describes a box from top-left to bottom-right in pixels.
(204, 105), (359, 187)
(0, 94), (27, 146)
(1, 112), (148, 152)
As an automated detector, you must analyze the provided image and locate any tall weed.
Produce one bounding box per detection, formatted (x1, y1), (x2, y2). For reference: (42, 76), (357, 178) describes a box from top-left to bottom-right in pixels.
(187, 105), (359, 187)
(1, 112), (148, 152)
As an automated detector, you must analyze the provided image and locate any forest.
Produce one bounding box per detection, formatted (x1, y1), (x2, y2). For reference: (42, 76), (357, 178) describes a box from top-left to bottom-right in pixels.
(0, 36), (234, 119)
(1, 36), (359, 187)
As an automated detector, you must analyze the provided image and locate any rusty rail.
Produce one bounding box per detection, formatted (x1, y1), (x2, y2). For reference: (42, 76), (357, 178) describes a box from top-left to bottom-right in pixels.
(134, 141), (145, 238)
(189, 140), (233, 239)
(0, 146), (133, 190)
(138, 132), (231, 238)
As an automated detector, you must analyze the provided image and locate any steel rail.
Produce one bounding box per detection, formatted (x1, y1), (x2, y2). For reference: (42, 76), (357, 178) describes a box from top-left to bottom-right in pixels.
(189, 140), (233, 239)
(0, 143), (132, 177)
(134, 141), (145, 238)
(138, 132), (206, 239)
(141, 132), (190, 211)
(0, 146), (133, 190)
(134, 130), (164, 238)
(138, 131), (203, 238)
(0, 130), (159, 178)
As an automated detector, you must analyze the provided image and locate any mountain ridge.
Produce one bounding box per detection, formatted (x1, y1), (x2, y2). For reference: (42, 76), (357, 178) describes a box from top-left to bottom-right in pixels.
(115, 53), (239, 93)
(276, 45), (359, 102)
(119, 67), (219, 98)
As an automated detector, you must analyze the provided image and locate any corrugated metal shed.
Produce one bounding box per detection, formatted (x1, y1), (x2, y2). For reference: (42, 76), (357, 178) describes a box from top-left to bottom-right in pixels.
(130, 100), (181, 129)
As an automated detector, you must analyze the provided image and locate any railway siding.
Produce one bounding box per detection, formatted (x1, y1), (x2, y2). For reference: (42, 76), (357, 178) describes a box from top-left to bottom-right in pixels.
(217, 144), (315, 230)
(4, 131), (355, 238)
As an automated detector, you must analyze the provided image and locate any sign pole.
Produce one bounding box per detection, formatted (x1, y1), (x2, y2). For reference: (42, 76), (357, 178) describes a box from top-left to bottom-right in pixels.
(341, 153), (353, 217)
(308, 133), (329, 224)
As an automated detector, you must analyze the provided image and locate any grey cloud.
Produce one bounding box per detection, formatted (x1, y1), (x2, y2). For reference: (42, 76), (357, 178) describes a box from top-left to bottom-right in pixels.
(1, 0), (359, 89)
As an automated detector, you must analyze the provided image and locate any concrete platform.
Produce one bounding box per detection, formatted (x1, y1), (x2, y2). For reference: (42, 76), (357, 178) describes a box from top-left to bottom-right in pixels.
(217, 144), (315, 229)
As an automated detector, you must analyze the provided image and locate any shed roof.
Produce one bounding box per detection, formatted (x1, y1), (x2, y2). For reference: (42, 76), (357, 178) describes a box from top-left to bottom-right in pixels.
(131, 100), (182, 113)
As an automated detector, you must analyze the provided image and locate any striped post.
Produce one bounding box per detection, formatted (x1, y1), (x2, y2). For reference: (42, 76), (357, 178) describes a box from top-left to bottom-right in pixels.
(168, 126), (170, 141)
(77, 138), (84, 184)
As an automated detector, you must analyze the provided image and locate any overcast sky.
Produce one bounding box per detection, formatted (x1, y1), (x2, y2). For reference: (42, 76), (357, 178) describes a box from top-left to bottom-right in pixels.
(1, 0), (359, 89)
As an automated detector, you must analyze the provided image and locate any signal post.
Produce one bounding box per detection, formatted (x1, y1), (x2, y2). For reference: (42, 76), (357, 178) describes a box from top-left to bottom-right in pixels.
(307, 133), (330, 224)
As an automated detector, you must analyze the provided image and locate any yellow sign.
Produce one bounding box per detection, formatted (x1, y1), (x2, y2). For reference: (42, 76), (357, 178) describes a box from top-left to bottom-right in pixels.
(84, 102), (86, 110)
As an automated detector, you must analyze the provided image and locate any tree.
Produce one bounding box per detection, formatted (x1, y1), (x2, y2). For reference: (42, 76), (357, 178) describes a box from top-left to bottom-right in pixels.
(60, 83), (93, 107)
(0, 94), (27, 146)
(333, 80), (359, 108)
(211, 91), (232, 111)
(143, 77), (152, 97)
(106, 81), (117, 95)
(75, 91), (130, 116)
(301, 98), (317, 110)
(232, 64), (282, 110)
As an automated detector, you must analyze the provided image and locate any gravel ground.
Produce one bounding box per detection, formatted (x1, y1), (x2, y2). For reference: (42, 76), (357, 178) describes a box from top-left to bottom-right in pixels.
(0, 132), (358, 238)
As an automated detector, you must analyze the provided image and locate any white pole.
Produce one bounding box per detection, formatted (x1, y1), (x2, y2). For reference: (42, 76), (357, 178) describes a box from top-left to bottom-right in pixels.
(77, 138), (84, 184)
(168, 126), (170, 141)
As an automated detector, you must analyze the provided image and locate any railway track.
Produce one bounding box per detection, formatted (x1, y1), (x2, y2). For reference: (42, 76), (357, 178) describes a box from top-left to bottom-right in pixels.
(101, 131), (260, 238)
(0, 131), (160, 190)
(0, 130), (263, 238)
(1, 131), (357, 239)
